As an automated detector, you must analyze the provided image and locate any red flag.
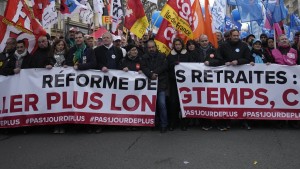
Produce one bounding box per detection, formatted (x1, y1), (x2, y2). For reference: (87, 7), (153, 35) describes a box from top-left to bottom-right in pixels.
(154, 19), (177, 55)
(204, 0), (218, 48)
(0, 0), (47, 53)
(124, 0), (149, 39)
(161, 0), (194, 39)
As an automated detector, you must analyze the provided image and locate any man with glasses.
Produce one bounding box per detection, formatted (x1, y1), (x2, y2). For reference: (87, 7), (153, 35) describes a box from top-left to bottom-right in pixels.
(0, 40), (31, 76)
(0, 38), (17, 72)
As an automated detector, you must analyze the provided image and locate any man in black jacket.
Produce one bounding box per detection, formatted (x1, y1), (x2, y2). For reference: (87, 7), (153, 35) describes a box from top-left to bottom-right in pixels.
(218, 29), (251, 66)
(0, 40), (31, 76)
(66, 31), (96, 70)
(141, 40), (168, 133)
(0, 38), (16, 72)
(94, 32), (123, 72)
(29, 35), (51, 68)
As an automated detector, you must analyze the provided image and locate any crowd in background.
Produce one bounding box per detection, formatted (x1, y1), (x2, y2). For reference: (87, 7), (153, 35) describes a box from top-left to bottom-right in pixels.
(1, 27), (300, 134)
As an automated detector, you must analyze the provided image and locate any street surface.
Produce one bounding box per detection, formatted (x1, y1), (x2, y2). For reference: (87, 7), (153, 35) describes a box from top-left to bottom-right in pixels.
(1, 126), (300, 169)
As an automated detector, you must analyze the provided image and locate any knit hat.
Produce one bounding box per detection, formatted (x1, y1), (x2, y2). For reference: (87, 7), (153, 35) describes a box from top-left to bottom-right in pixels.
(125, 44), (137, 52)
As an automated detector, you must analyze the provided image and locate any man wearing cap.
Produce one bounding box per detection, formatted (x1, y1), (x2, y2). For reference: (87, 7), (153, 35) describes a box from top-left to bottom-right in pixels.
(66, 27), (77, 48)
(250, 39), (274, 66)
(94, 32), (123, 72)
(113, 35), (126, 57)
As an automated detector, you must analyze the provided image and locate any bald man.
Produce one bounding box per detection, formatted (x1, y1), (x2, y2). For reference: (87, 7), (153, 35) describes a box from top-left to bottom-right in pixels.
(94, 32), (123, 72)
(29, 35), (51, 68)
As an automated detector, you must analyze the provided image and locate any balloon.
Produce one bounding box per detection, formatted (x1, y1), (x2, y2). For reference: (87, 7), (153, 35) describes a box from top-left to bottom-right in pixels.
(231, 9), (241, 22)
(151, 11), (163, 28)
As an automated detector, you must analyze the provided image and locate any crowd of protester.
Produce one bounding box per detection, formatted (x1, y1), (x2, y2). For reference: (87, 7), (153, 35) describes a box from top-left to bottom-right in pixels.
(1, 27), (300, 134)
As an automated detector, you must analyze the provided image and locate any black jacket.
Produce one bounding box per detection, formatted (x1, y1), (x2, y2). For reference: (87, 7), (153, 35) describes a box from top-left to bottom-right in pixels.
(190, 45), (224, 66)
(0, 52), (31, 76)
(120, 55), (142, 71)
(66, 46), (96, 70)
(29, 47), (50, 68)
(141, 51), (168, 91)
(0, 49), (16, 71)
(250, 49), (275, 63)
(218, 40), (251, 65)
(94, 45), (123, 70)
(167, 49), (190, 81)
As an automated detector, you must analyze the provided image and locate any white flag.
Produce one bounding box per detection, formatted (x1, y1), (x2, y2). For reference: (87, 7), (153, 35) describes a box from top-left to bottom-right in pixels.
(211, 0), (227, 32)
(147, 0), (157, 4)
(93, 0), (105, 26)
(110, 0), (123, 33)
(42, 0), (58, 29)
(78, 0), (94, 24)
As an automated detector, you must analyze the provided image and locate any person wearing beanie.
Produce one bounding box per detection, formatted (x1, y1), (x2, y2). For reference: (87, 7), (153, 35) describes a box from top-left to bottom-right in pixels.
(120, 44), (142, 73)
(250, 39), (274, 66)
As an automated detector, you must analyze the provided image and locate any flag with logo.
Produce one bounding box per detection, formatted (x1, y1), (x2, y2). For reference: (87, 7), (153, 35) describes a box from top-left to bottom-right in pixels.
(161, 0), (194, 39)
(264, 0), (288, 26)
(110, 0), (123, 33)
(32, 0), (58, 29)
(93, 0), (105, 26)
(211, 0), (227, 32)
(290, 14), (300, 31)
(0, 0), (46, 53)
(78, 0), (94, 24)
(154, 19), (177, 55)
(236, 0), (263, 23)
(204, 0), (218, 48)
(124, 0), (149, 39)
(60, 0), (87, 17)
(191, 0), (205, 40)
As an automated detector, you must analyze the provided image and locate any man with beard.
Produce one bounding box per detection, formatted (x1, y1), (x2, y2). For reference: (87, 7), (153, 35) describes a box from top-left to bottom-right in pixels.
(219, 29), (251, 66)
(141, 40), (168, 133)
(0, 40), (31, 75)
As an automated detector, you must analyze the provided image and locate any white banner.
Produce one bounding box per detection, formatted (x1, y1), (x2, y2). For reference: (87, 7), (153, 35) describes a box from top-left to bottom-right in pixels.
(176, 63), (300, 120)
(0, 68), (157, 128)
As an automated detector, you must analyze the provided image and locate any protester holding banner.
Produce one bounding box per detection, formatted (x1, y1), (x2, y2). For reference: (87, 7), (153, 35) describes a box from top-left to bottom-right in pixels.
(29, 36), (51, 68)
(94, 32), (123, 72)
(120, 44), (142, 74)
(197, 35), (224, 67)
(141, 40), (168, 133)
(219, 29), (251, 66)
(272, 34), (298, 65)
(66, 31), (97, 70)
(0, 40), (31, 76)
(0, 38), (17, 72)
(250, 39), (274, 66)
(167, 38), (190, 131)
(218, 29), (251, 130)
(46, 39), (69, 69)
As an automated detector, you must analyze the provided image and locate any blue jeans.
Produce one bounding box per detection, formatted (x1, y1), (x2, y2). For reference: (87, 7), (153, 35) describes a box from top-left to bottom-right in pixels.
(157, 91), (168, 128)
